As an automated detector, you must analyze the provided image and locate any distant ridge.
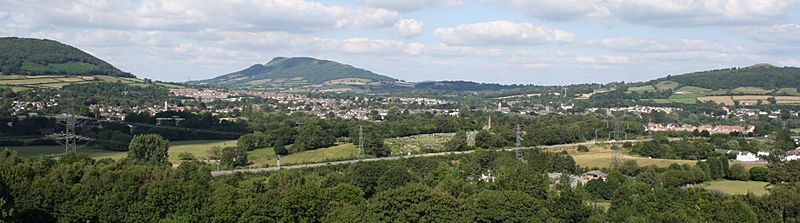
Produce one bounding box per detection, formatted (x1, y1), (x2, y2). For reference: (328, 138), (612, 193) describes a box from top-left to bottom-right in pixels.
(190, 57), (400, 89)
(0, 37), (133, 77)
(651, 64), (800, 89)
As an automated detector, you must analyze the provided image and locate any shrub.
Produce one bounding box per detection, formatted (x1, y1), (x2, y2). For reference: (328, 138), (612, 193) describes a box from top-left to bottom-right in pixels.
(577, 145), (590, 152)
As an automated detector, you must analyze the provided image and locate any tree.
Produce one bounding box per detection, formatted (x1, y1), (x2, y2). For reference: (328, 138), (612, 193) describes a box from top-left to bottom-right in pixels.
(177, 152), (195, 160)
(445, 130), (468, 152)
(468, 190), (549, 222)
(274, 141), (289, 156)
(727, 164), (750, 181)
(749, 166), (769, 182)
(237, 134), (260, 151)
(577, 145), (590, 152)
(219, 146), (248, 168)
(365, 132), (390, 158)
(127, 134), (169, 165)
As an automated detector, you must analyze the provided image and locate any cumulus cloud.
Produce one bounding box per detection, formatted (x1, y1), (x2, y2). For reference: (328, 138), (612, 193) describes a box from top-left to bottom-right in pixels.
(488, 0), (798, 26)
(364, 0), (462, 12)
(393, 19), (424, 38)
(1, 0), (401, 32)
(588, 37), (743, 53)
(486, 0), (609, 21)
(433, 20), (576, 45)
(607, 0), (798, 26)
(574, 55), (631, 64)
(737, 24), (800, 44)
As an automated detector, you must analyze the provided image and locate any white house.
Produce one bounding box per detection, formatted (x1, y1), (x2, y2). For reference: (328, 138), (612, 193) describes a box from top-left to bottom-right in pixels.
(736, 152), (760, 162)
(786, 148), (800, 161)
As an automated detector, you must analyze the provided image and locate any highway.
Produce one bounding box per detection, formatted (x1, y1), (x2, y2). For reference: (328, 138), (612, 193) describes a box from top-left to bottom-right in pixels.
(211, 139), (649, 176)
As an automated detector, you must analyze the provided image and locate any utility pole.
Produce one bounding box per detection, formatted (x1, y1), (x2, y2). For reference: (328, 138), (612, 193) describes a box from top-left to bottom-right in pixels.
(515, 125), (523, 161)
(358, 126), (364, 156)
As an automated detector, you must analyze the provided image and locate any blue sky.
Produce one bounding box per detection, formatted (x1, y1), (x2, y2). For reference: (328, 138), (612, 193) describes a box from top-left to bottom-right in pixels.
(1, 0), (799, 85)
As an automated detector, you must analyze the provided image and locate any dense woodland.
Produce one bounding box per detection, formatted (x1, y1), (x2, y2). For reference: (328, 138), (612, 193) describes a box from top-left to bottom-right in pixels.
(650, 66), (800, 90)
(1, 143), (800, 222)
(0, 37), (132, 77)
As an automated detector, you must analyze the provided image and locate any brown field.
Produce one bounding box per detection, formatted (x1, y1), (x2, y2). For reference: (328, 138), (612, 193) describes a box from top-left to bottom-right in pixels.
(698, 96), (735, 105)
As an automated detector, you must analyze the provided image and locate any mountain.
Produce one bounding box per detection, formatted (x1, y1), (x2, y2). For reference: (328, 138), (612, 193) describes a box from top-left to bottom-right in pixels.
(0, 37), (133, 77)
(191, 57), (404, 89)
(649, 64), (800, 90)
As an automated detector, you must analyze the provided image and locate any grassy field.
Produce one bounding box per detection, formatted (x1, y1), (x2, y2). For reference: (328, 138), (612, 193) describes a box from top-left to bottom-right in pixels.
(3, 139), (236, 164)
(248, 143), (358, 167)
(386, 134), (453, 155)
(676, 86), (711, 93)
(627, 85), (656, 93)
(1, 74), (182, 90)
(654, 81), (680, 90)
(792, 128), (800, 134)
(731, 87), (772, 94)
(3, 145), (127, 160)
(168, 140), (237, 163)
(545, 144), (765, 169)
(776, 88), (800, 96)
(700, 180), (770, 196)
(698, 96), (735, 105)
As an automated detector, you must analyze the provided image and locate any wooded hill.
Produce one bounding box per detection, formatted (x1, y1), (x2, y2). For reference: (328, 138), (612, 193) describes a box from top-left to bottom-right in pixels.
(649, 64), (800, 90)
(0, 37), (133, 77)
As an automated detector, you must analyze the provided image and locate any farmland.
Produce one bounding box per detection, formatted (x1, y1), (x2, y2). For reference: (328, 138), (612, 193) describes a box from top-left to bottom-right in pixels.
(0, 74), (183, 90)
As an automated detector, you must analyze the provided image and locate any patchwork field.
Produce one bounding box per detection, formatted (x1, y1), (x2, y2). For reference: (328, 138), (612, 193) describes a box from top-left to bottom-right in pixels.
(700, 180), (770, 196)
(544, 144), (766, 169)
(0, 75), (183, 90)
(698, 95), (800, 105)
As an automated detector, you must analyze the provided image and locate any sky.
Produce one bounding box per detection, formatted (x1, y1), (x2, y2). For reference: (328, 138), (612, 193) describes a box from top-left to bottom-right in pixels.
(1, 0), (799, 85)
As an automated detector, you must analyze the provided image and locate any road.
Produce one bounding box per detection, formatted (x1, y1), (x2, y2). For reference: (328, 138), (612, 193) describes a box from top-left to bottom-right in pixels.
(211, 139), (653, 176)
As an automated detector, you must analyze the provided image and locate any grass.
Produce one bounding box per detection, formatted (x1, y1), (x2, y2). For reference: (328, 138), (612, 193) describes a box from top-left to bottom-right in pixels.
(21, 61), (100, 74)
(627, 85), (656, 93)
(776, 88), (800, 96)
(654, 81), (680, 90)
(0, 74), (181, 91)
(3, 139), (237, 164)
(3, 145), (127, 160)
(386, 134), (452, 155)
(731, 87), (772, 94)
(168, 139), (237, 163)
(544, 144), (766, 169)
(792, 128), (800, 134)
(700, 180), (770, 196)
(248, 143), (358, 167)
(675, 86), (710, 93)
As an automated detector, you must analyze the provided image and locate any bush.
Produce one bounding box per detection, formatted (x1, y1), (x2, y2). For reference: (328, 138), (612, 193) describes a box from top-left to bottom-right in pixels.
(177, 152), (195, 160)
(748, 166), (769, 182)
(577, 145), (590, 152)
(727, 164), (749, 181)
(622, 142), (632, 148)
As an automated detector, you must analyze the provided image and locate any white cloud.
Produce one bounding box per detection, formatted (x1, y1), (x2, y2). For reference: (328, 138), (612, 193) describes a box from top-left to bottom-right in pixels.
(1, 0), (401, 32)
(364, 0), (462, 12)
(487, 0), (799, 26)
(486, 0), (609, 21)
(607, 0), (798, 26)
(340, 38), (420, 56)
(588, 37), (742, 53)
(393, 19), (424, 38)
(737, 24), (800, 44)
(433, 20), (575, 45)
(405, 43), (425, 56)
(574, 55), (631, 64)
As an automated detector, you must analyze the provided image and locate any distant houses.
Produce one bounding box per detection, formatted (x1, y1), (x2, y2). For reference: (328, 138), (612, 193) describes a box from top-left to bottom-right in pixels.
(548, 170), (609, 188)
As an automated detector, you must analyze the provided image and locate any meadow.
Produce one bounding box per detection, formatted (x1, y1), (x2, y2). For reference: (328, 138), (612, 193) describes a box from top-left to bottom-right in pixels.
(700, 180), (770, 196)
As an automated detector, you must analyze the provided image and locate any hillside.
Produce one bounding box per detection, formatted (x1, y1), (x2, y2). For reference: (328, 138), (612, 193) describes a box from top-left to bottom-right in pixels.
(650, 64), (800, 90)
(0, 37), (133, 77)
(191, 57), (399, 89)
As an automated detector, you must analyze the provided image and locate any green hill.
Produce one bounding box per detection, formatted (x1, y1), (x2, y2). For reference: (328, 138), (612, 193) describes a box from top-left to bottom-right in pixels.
(190, 57), (397, 89)
(0, 37), (133, 77)
(650, 64), (800, 90)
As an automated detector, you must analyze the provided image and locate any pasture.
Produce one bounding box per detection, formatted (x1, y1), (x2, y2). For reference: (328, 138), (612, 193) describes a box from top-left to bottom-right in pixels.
(247, 143), (358, 167)
(731, 87), (772, 94)
(700, 180), (770, 196)
(654, 81), (680, 90)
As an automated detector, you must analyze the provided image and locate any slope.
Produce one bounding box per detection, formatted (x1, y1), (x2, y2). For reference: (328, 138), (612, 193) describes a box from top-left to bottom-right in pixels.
(0, 37), (133, 77)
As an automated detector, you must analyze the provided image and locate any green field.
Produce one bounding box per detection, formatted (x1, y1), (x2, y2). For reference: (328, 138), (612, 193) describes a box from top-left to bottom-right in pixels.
(776, 88), (800, 96)
(21, 61), (100, 74)
(168, 139), (237, 163)
(248, 143), (358, 167)
(654, 81), (680, 90)
(700, 180), (770, 196)
(792, 128), (800, 134)
(546, 145), (765, 170)
(1, 74), (182, 91)
(386, 134), (452, 155)
(627, 85), (656, 93)
(676, 86), (711, 93)
(731, 87), (772, 94)
(3, 139), (237, 164)
(3, 145), (127, 160)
